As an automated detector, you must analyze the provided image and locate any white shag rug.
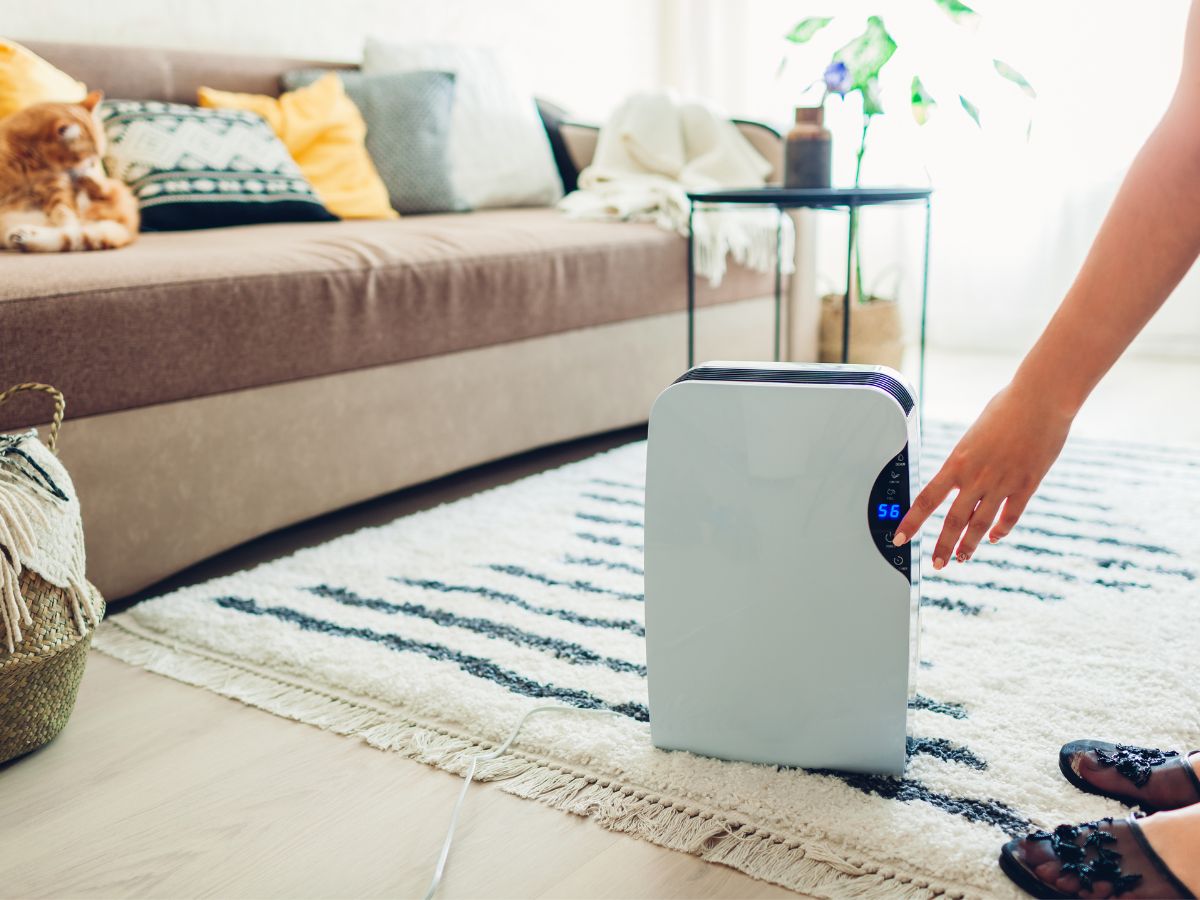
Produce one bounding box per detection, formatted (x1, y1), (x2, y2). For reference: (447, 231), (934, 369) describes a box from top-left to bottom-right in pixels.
(94, 423), (1200, 899)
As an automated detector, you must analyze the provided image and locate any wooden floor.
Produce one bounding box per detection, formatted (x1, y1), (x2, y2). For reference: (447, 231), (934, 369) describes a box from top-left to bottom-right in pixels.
(4, 348), (1198, 899)
(1, 654), (793, 899)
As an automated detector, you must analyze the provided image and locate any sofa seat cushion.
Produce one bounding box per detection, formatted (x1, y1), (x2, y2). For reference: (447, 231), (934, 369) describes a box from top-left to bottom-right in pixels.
(0, 209), (771, 430)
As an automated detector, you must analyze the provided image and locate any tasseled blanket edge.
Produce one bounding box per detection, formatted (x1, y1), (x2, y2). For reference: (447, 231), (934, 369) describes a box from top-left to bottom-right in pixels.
(0, 548), (33, 654)
(0, 470), (98, 655)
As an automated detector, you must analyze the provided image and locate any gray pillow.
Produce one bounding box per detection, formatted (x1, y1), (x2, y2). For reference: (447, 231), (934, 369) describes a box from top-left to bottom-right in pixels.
(283, 68), (463, 214)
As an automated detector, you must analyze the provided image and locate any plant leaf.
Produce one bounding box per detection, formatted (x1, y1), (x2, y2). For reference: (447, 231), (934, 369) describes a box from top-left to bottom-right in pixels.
(911, 75), (936, 125)
(863, 77), (884, 116)
(959, 94), (982, 127)
(785, 16), (833, 44)
(833, 15), (898, 97)
(931, 0), (978, 22)
(994, 58), (1037, 98)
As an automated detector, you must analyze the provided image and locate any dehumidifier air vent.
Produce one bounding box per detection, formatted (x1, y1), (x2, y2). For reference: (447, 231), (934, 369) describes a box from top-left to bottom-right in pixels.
(644, 362), (921, 775)
(674, 365), (915, 414)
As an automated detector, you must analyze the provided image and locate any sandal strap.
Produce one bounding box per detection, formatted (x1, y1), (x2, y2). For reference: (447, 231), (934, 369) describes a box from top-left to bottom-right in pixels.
(1095, 743), (1182, 787)
(1128, 816), (1197, 900)
(1180, 751), (1200, 801)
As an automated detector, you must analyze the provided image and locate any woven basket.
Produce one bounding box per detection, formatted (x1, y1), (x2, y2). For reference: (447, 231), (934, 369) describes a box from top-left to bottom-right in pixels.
(0, 384), (104, 765)
(818, 293), (905, 370)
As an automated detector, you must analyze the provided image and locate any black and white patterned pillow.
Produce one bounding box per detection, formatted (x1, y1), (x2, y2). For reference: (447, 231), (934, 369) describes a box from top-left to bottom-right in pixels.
(100, 100), (337, 231)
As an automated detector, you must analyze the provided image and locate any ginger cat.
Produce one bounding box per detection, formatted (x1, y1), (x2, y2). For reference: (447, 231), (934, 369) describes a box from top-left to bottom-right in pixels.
(0, 91), (139, 252)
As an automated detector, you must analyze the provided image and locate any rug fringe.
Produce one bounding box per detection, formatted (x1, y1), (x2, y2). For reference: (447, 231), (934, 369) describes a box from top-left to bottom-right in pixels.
(93, 622), (978, 900)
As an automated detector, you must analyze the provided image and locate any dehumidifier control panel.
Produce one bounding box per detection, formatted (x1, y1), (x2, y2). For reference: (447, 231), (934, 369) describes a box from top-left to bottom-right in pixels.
(869, 445), (912, 580)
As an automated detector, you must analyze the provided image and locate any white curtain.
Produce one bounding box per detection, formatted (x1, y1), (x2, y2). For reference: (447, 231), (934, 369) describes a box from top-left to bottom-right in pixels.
(656, 0), (1196, 358)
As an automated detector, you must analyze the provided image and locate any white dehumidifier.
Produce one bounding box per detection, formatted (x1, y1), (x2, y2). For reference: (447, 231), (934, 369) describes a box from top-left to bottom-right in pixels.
(644, 362), (920, 775)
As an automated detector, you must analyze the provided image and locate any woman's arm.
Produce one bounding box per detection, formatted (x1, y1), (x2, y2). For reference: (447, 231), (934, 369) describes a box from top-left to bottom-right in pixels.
(894, 0), (1200, 568)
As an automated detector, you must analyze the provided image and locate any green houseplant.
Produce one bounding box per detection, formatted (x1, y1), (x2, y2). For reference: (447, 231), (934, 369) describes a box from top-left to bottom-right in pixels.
(784, 1), (1035, 366)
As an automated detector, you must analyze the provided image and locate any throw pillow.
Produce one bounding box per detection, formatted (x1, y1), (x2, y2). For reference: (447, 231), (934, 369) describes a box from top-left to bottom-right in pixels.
(362, 39), (563, 210)
(99, 100), (338, 231)
(0, 39), (87, 119)
(535, 98), (580, 195)
(198, 73), (395, 220)
(282, 68), (462, 215)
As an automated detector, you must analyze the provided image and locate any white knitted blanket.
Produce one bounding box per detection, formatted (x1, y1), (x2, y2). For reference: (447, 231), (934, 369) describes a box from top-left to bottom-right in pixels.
(559, 91), (795, 287)
(0, 430), (98, 652)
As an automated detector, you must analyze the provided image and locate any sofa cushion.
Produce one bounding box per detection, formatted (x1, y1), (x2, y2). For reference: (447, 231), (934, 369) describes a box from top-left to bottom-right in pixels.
(20, 40), (351, 107)
(363, 40), (562, 210)
(535, 99), (581, 195)
(0, 209), (771, 430)
(100, 100), (338, 231)
(282, 68), (462, 216)
(199, 74), (397, 221)
(0, 39), (87, 117)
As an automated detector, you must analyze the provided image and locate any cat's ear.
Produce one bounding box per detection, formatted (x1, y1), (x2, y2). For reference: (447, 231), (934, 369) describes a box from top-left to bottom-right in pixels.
(81, 90), (104, 112)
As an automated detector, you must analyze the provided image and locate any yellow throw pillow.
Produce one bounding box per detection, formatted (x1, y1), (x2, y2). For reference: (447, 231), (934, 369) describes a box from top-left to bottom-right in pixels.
(199, 73), (396, 220)
(0, 39), (87, 119)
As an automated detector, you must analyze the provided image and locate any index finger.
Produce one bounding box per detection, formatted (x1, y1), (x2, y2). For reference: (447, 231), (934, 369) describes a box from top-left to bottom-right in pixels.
(892, 468), (954, 546)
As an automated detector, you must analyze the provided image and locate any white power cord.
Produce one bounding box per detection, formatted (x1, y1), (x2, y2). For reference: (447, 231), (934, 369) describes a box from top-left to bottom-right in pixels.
(422, 705), (620, 900)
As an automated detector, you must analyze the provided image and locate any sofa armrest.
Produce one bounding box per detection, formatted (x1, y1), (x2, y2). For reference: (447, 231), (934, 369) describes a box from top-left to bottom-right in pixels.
(560, 122), (600, 178)
(559, 118), (783, 184)
(732, 119), (783, 184)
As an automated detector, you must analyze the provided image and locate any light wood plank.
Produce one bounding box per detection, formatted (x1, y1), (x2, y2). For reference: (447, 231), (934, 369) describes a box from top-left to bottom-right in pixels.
(0, 653), (794, 898)
(539, 837), (797, 899)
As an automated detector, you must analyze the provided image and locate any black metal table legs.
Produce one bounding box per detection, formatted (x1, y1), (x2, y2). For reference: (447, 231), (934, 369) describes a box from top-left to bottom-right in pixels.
(773, 209), (782, 362)
(919, 197), (932, 421)
(687, 203), (695, 369)
(685, 199), (931, 407)
(842, 206), (857, 364)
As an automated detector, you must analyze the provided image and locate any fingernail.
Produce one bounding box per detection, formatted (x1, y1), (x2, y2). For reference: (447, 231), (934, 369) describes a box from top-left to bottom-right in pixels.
(933, 557), (944, 570)
(892, 532), (908, 546)
(957, 552), (969, 563)
(988, 536), (998, 544)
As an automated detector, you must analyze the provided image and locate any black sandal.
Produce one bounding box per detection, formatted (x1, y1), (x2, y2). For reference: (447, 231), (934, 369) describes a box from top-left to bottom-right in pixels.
(1000, 816), (1195, 898)
(1060, 741), (1200, 813)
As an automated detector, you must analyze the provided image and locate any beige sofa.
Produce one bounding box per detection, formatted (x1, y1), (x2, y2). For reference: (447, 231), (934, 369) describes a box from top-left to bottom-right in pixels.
(0, 41), (817, 599)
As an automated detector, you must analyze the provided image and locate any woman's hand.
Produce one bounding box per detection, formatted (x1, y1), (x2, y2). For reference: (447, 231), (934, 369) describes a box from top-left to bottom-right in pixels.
(892, 382), (1073, 569)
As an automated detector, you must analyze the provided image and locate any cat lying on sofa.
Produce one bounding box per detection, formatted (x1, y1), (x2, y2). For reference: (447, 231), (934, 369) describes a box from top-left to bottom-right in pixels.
(0, 91), (138, 252)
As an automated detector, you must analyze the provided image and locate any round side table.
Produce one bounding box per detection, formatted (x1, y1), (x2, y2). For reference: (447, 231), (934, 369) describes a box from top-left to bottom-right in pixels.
(686, 186), (933, 404)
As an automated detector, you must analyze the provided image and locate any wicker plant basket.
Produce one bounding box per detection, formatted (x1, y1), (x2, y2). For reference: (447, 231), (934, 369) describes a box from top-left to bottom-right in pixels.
(818, 293), (905, 370)
(0, 383), (104, 765)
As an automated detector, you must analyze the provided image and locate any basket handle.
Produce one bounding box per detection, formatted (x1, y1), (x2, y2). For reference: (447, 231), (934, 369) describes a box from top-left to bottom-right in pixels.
(0, 383), (65, 454)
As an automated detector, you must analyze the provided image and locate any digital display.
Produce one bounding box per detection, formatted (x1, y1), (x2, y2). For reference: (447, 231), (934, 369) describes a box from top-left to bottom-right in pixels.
(876, 502), (902, 520)
(869, 447), (912, 581)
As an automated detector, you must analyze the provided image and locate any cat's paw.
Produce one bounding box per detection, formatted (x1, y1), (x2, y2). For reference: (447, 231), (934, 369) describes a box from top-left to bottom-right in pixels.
(6, 226), (35, 252)
(5, 225), (69, 252)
